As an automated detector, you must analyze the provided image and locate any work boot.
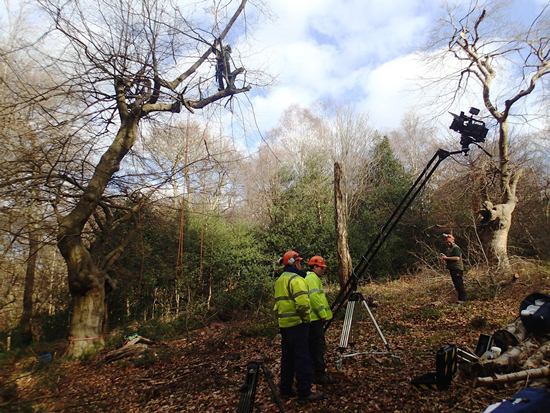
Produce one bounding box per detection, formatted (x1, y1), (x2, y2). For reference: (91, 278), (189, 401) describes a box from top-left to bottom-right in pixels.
(297, 391), (325, 404)
(313, 374), (336, 385)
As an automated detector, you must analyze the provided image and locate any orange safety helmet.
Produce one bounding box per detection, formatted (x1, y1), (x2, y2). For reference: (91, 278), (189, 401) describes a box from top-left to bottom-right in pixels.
(282, 250), (303, 266)
(308, 255), (326, 269)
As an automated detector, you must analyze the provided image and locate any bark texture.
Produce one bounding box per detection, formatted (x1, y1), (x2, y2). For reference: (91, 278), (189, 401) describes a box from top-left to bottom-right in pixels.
(334, 162), (353, 288)
(18, 229), (39, 343)
(478, 169), (521, 269)
(58, 121), (139, 357)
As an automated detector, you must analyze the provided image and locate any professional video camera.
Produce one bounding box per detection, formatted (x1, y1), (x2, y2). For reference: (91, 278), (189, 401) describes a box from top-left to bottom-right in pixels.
(449, 107), (488, 152)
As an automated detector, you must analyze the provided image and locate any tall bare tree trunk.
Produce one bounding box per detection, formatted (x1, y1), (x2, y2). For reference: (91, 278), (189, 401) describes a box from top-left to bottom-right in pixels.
(60, 237), (107, 356)
(58, 120), (139, 357)
(176, 202), (185, 315)
(479, 199), (516, 268)
(334, 162), (352, 288)
(175, 135), (190, 316)
(478, 122), (522, 270)
(19, 228), (39, 343)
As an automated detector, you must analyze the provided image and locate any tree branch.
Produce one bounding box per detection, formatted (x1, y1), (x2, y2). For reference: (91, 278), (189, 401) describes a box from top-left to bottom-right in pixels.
(166, 0), (247, 90)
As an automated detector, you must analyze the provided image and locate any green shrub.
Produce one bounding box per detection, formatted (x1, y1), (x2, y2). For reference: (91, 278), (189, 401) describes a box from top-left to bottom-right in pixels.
(212, 281), (271, 322)
(34, 311), (70, 342)
(137, 319), (173, 341)
(104, 331), (127, 350)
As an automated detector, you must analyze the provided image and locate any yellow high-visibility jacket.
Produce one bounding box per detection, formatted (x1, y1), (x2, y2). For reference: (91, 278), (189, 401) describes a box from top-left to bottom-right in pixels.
(305, 271), (333, 322)
(273, 271), (311, 328)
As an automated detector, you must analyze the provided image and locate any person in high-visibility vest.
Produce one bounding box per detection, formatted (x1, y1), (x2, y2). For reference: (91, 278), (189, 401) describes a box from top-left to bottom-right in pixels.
(305, 255), (335, 384)
(273, 250), (324, 404)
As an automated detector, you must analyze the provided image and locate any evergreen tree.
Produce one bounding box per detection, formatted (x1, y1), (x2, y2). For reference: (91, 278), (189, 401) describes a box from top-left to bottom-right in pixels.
(260, 155), (336, 274)
(350, 136), (419, 277)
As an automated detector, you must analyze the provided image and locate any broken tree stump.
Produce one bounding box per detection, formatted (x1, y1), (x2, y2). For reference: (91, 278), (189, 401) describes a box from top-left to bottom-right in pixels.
(102, 335), (154, 364)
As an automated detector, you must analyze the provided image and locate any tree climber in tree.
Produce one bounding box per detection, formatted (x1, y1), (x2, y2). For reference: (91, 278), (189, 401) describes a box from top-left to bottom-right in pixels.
(214, 39), (243, 91)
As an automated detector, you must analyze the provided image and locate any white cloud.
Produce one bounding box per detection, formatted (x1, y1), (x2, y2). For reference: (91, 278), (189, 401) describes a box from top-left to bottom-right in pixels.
(358, 54), (426, 130)
(235, 0), (446, 145)
(232, 0), (548, 154)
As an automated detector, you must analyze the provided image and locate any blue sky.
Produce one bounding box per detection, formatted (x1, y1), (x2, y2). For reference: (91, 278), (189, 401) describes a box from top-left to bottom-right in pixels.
(0, 0), (547, 152)
(231, 0), (548, 151)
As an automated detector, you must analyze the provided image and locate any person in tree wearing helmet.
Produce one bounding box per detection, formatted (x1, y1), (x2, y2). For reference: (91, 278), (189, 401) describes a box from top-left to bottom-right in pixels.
(305, 255), (335, 385)
(440, 233), (468, 303)
(273, 250), (324, 404)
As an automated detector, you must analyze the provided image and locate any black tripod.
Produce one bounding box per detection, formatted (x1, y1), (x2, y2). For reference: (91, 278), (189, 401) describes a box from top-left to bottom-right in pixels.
(327, 147), (472, 364)
(236, 360), (285, 413)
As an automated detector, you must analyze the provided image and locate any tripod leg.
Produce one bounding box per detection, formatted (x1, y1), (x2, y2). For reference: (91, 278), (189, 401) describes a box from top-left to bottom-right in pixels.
(261, 364), (285, 413)
(339, 300), (356, 349)
(236, 362), (260, 413)
(360, 299), (391, 352)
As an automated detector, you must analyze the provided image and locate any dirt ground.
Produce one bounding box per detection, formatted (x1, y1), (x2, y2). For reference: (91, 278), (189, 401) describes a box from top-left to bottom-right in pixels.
(3, 261), (550, 412)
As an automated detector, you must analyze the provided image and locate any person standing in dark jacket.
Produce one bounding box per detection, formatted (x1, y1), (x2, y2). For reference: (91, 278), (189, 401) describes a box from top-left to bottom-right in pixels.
(440, 234), (468, 302)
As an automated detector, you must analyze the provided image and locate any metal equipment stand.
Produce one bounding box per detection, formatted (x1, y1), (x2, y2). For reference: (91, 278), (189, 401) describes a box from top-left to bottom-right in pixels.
(324, 108), (491, 369)
(327, 148), (472, 368)
(336, 291), (396, 368)
(237, 360), (285, 413)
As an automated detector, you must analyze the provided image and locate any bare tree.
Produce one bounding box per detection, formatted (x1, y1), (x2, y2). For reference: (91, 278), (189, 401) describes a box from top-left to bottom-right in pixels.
(0, 6), (65, 339)
(333, 161), (352, 288)
(388, 111), (439, 176)
(430, 3), (549, 268)
(318, 105), (377, 286)
(238, 138), (285, 224)
(25, 0), (254, 357)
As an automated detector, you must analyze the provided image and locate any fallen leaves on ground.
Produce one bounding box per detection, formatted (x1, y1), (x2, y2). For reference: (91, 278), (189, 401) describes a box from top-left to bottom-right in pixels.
(5, 266), (550, 413)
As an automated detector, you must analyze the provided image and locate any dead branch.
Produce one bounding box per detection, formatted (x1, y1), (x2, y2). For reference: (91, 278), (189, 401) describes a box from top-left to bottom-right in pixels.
(476, 365), (550, 386)
(101, 335), (154, 364)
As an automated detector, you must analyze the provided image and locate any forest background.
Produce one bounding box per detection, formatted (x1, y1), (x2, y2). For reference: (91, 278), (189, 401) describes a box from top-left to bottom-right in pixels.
(0, 0), (549, 366)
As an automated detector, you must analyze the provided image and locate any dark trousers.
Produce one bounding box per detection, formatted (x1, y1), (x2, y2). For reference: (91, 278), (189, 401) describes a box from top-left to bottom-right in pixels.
(450, 269), (467, 301)
(308, 320), (326, 377)
(280, 323), (312, 397)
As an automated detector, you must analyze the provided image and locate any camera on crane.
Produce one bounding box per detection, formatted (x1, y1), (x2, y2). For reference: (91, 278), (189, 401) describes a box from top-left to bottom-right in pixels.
(449, 107), (488, 152)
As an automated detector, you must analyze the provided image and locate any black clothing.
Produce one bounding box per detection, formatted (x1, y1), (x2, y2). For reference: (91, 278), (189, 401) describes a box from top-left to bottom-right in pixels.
(450, 269), (467, 301)
(279, 323), (313, 398)
(308, 320), (327, 378)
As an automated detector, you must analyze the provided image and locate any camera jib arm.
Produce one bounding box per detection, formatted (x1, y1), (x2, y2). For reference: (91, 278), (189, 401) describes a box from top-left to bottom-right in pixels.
(325, 108), (489, 362)
(326, 147), (465, 331)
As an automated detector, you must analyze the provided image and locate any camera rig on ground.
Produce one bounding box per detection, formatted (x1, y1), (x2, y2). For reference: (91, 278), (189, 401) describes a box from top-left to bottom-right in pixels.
(325, 108), (490, 362)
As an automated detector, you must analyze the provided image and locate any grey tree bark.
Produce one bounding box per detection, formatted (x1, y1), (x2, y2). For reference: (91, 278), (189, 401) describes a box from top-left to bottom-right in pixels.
(40, 0), (252, 357)
(18, 228), (39, 343)
(439, 6), (549, 269)
(334, 162), (353, 288)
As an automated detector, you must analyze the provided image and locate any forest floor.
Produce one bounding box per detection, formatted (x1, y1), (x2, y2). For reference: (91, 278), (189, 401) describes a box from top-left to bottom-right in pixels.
(2, 259), (550, 413)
